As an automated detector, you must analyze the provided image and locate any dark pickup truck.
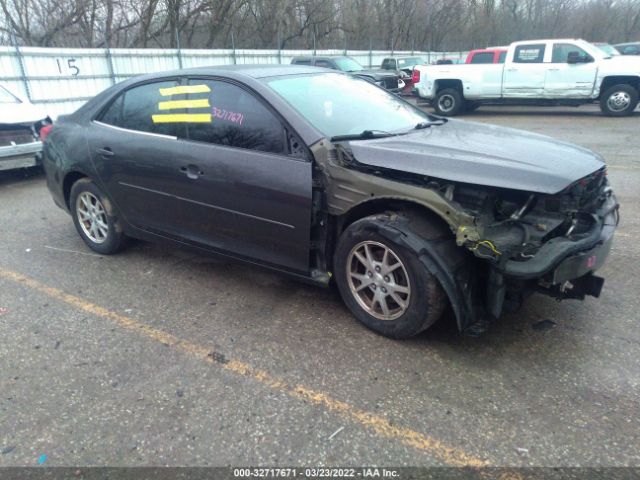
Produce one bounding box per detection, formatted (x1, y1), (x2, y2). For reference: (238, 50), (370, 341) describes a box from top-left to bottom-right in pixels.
(291, 56), (403, 92)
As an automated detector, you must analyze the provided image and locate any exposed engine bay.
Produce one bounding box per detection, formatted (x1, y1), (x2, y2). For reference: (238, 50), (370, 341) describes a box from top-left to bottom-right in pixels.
(312, 140), (619, 333)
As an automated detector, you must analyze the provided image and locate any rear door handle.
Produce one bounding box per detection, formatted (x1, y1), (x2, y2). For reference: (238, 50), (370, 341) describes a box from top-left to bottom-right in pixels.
(180, 164), (204, 180)
(96, 147), (114, 157)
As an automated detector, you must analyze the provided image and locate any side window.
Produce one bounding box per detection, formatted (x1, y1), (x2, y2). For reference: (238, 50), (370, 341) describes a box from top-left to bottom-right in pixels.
(470, 52), (494, 64)
(552, 43), (590, 63)
(100, 94), (124, 126)
(185, 79), (286, 155)
(498, 52), (507, 63)
(513, 44), (546, 63)
(101, 80), (184, 137)
(623, 45), (639, 55)
(381, 59), (395, 70)
(293, 59), (311, 65)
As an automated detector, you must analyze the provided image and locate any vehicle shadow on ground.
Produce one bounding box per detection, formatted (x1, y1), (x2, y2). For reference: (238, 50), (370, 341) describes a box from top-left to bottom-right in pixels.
(0, 167), (44, 187)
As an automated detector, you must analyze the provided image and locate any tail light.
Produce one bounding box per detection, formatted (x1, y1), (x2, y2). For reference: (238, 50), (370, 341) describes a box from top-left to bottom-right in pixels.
(39, 124), (53, 142)
(411, 69), (420, 84)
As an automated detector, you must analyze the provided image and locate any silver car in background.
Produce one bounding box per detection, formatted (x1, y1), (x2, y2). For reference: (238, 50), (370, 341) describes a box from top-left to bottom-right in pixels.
(0, 84), (52, 171)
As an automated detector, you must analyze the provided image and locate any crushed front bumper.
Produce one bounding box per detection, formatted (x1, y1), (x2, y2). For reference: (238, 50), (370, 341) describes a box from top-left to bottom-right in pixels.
(0, 140), (42, 171)
(499, 194), (618, 288)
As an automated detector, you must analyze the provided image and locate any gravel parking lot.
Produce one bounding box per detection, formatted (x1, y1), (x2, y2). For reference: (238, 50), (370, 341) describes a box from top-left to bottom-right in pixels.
(0, 104), (638, 468)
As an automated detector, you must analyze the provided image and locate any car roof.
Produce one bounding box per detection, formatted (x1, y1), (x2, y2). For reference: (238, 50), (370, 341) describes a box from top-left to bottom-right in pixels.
(133, 64), (324, 80)
(292, 55), (352, 60)
(614, 42), (640, 46)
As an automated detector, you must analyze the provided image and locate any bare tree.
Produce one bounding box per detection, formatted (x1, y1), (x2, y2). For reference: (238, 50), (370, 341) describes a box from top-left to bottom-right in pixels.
(2, 0), (639, 50)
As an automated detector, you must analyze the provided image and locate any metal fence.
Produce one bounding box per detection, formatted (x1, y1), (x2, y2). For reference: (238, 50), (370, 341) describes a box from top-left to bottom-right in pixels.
(0, 46), (469, 119)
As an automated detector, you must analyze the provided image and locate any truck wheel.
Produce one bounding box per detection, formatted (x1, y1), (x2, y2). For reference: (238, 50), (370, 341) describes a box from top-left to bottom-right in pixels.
(334, 213), (447, 339)
(600, 84), (638, 116)
(434, 88), (464, 116)
(70, 178), (126, 255)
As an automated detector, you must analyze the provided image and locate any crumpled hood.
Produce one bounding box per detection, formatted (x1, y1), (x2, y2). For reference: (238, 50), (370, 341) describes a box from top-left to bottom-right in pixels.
(0, 101), (48, 125)
(349, 119), (605, 194)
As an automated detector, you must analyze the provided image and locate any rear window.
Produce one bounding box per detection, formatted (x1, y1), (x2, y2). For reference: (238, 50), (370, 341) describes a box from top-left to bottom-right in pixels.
(514, 44), (546, 63)
(470, 52), (494, 64)
(98, 80), (185, 137)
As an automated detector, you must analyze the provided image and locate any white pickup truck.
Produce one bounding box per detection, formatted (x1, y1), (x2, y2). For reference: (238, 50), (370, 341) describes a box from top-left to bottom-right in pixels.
(413, 39), (640, 116)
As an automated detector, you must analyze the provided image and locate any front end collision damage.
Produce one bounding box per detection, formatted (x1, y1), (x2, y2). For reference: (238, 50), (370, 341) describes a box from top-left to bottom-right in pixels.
(0, 118), (51, 171)
(311, 139), (619, 334)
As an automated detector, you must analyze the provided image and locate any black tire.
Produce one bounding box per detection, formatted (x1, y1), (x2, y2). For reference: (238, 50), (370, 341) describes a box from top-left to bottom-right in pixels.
(434, 88), (464, 116)
(334, 213), (448, 339)
(600, 84), (638, 116)
(70, 178), (126, 255)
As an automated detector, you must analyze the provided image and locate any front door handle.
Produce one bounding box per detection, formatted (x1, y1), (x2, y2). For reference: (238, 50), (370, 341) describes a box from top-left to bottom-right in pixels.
(180, 164), (204, 180)
(96, 147), (114, 157)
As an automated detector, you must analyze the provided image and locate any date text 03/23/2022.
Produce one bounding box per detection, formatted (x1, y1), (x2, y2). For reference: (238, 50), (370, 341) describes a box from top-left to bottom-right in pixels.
(233, 467), (400, 478)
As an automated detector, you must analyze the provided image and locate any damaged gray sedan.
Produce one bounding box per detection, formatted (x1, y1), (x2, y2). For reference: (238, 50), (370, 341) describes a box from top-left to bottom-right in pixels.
(42, 66), (619, 338)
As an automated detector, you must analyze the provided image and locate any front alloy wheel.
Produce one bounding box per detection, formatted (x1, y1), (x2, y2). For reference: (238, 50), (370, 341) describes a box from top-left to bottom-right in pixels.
(347, 241), (411, 321)
(334, 214), (447, 339)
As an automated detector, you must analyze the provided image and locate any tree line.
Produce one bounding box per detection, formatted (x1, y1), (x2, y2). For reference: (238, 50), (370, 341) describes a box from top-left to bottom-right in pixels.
(1, 0), (639, 51)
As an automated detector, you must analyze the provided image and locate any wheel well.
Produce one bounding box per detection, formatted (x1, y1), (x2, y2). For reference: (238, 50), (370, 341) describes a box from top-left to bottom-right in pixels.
(63, 172), (88, 209)
(600, 76), (640, 96)
(336, 199), (453, 236)
(434, 79), (464, 95)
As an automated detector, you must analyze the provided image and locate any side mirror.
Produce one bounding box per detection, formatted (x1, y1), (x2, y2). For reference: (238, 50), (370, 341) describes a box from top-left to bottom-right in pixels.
(567, 51), (592, 64)
(567, 51), (580, 63)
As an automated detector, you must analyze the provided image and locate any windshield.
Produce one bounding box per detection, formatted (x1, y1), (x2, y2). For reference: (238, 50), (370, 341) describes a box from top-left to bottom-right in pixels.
(595, 44), (619, 56)
(266, 73), (432, 138)
(334, 57), (364, 72)
(0, 85), (21, 104)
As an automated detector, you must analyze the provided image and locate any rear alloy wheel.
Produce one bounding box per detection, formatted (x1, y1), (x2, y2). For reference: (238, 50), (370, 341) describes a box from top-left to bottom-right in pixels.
(70, 179), (126, 254)
(434, 88), (464, 116)
(600, 84), (638, 116)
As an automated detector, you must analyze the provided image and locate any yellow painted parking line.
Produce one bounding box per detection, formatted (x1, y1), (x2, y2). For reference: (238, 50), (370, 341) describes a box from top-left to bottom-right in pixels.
(0, 267), (488, 467)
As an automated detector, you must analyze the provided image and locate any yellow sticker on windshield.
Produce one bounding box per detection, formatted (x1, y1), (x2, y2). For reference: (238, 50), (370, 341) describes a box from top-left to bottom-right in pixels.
(159, 84), (211, 96)
(152, 113), (212, 123)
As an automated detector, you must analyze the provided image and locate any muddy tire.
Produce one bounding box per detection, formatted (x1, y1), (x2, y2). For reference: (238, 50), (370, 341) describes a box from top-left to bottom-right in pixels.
(434, 88), (464, 116)
(70, 178), (126, 255)
(600, 84), (638, 116)
(334, 212), (448, 339)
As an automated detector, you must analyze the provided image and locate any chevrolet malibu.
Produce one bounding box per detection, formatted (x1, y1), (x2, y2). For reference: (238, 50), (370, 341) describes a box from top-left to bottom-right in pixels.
(43, 65), (619, 338)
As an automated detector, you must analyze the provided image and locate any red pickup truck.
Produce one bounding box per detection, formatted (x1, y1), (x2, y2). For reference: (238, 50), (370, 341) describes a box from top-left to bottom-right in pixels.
(465, 48), (507, 64)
